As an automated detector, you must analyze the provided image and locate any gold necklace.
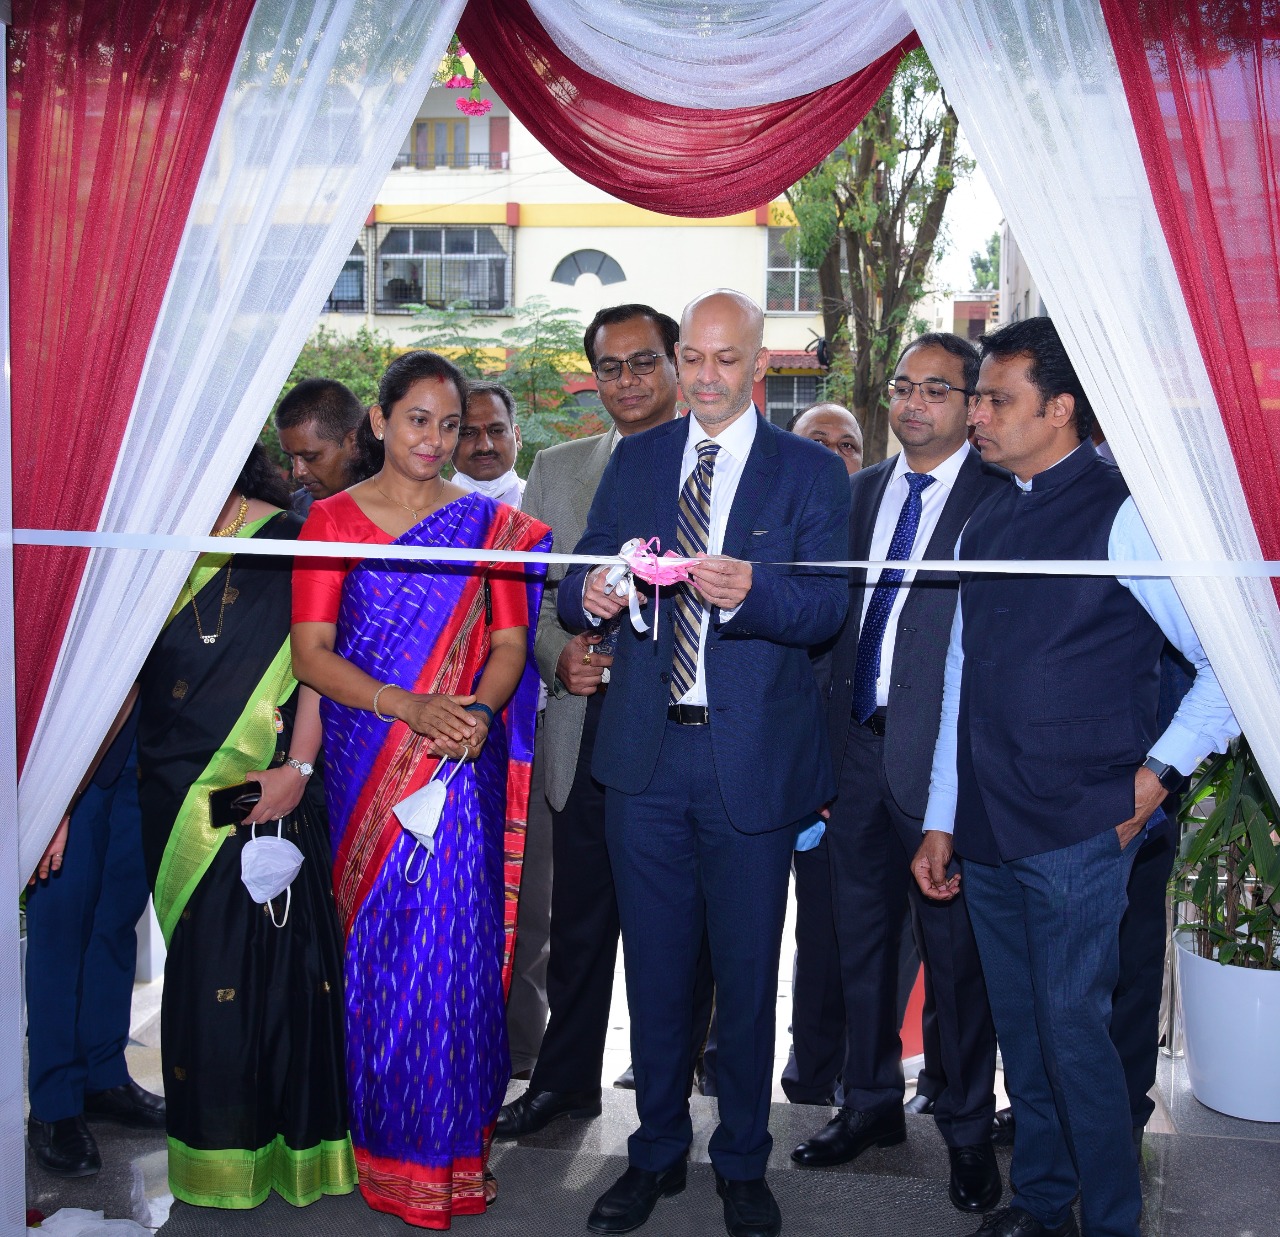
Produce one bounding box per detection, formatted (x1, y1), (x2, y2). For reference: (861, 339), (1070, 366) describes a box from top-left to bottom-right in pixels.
(376, 482), (423, 521)
(190, 559), (234, 645)
(213, 495), (249, 538)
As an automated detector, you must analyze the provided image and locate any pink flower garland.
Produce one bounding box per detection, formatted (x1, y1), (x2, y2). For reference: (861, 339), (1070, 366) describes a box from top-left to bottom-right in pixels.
(441, 34), (491, 117)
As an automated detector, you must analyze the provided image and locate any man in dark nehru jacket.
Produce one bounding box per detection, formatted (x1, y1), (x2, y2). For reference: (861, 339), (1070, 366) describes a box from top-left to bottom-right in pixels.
(560, 290), (849, 1237)
(916, 317), (1237, 1237)
(791, 332), (1004, 1216)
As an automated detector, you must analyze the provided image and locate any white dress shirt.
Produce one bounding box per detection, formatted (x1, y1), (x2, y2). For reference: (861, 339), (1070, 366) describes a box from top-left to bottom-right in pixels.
(861, 442), (972, 710)
(678, 407), (757, 706)
(923, 458), (1239, 837)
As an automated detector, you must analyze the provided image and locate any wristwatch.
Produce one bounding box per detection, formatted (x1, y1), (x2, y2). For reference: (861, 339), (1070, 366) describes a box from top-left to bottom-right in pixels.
(285, 757), (314, 778)
(1142, 756), (1183, 793)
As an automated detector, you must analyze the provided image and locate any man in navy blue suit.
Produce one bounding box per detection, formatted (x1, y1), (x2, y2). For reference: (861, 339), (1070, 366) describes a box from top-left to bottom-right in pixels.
(560, 290), (850, 1237)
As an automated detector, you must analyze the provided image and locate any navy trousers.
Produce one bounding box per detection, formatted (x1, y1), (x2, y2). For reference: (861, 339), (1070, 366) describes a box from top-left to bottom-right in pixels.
(607, 721), (794, 1180)
(26, 742), (149, 1123)
(964, 827), (1143, 1237)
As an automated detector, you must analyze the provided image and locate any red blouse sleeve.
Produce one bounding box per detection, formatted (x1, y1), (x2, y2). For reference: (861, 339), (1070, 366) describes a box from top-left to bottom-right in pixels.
(488, 567), (530, 631)
(292, 502), (349, 625)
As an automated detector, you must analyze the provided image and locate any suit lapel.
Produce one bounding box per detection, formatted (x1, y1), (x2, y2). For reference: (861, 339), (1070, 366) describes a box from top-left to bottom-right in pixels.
(573, 426), (615, 519)
(920, 448), (983, 561)
(721, 416), (780, 560)
(654, 419), (686, 553)
(851, 458), (896, 591)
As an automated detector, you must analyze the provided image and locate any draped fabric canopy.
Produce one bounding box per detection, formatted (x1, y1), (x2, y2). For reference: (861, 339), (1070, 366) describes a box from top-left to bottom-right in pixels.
(457, 0), (918, 218)
(524, 0), (915, 108)
(6, 0), (1279, 868)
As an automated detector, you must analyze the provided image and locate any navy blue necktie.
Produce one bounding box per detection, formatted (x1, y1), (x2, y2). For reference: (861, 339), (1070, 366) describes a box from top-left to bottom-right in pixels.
(852, 472), (937, 723)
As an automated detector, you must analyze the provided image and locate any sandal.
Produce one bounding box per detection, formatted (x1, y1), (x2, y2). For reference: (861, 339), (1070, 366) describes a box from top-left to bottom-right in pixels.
(484, 1169), (498, 1208)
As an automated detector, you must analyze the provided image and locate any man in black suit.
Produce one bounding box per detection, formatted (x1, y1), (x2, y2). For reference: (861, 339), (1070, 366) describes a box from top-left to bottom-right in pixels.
(791, 333), (1004, 1214)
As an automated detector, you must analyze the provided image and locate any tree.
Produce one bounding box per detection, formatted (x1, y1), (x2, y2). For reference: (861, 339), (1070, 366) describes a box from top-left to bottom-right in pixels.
(970, 230), (1000, 291)
(261, 324), (400, 467)
(786, 49), (972, 464)
(412, 296), (599, 474)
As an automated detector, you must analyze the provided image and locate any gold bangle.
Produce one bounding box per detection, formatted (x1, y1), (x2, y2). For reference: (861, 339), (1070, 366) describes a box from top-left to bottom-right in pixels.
(372, 683), (394, 722)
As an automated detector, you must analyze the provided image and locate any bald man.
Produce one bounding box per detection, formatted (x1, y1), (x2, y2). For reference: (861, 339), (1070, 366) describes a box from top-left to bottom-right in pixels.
(790, 402), (864, 475)
(561, 291), (850, 1237)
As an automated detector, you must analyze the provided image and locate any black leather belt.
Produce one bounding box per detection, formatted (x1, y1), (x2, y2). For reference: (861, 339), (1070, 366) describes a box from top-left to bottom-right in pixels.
(667, 703), (710, 726)
(863, 708), (888, 736)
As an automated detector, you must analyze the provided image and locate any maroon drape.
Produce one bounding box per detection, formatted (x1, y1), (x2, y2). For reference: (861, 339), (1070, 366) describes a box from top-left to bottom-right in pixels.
(458, 0), (918, 218)
(7, 0), (256, 764)
(1102, 0), (1280, 601)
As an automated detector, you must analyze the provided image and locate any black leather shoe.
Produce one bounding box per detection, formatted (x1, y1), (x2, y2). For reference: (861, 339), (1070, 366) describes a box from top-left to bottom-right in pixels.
(790, 1105), (906, 1167)
(495, 1087), (602, 1139)
(27, 1115), (101, 1178)
(904, 1092), (936, 1114)
(587, 1163), (686, 1233)
(84, 1080), (166, 1130)
(990, 1106), (1016, 1146)
(614, 1064), (636, 1090)
(966, 1205), (1079, 1236)
(715, 1173), (781, 1237)
(949, 1142), (1002, 1212)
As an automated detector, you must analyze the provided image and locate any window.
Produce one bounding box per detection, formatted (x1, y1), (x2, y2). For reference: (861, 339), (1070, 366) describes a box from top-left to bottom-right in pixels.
(323, 240), (366, 313)
(766, 226), (849, 314)
(414, 118), (468, 168)
(375, 225), (513, 313)
(765, 375), (819, 428)
(551, 249), (626, 286)
(766, 227), (824, 313)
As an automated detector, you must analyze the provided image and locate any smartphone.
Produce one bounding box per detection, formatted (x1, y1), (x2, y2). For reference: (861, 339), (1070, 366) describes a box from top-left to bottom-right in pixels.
(209, 784), (261, 828)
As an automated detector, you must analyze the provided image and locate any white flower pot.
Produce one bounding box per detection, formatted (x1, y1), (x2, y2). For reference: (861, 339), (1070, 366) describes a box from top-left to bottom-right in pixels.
(1174, 929), (1280, 1122)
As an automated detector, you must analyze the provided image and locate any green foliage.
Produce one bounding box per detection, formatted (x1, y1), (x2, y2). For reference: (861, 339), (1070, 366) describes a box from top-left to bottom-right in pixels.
(411, 296), (597, 474)
(970, 231), (1000, 291)
(785, 48), (973, 464)
(1175, 738), (1280, 969)
(261, 325), (400, 469)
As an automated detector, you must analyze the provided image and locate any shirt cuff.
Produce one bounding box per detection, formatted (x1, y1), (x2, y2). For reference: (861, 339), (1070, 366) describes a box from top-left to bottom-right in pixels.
(1148, 719), (1207, 778)
(922, 790), (957, 836)
(580, 571), (602, 627)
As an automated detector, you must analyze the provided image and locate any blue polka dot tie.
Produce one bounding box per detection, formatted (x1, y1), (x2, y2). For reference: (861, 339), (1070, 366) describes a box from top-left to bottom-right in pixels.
(852, 472), (936, 723)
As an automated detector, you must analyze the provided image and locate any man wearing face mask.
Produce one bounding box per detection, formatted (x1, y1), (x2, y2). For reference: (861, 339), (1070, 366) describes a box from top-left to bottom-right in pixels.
(452, 381), (525, 508)
(499, 304), (714, 1134)
(560, 290), (849, 1237)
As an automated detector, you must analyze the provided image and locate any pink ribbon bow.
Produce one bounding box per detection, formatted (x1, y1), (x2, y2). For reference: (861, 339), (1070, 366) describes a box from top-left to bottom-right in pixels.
(614, 537), (695, 640)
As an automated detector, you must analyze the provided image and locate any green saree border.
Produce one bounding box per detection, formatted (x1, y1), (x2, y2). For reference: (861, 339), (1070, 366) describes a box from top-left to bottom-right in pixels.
(168, 1133), (357, 1208)
(164, 511), (277, 629)
(152, 639), (296, 946)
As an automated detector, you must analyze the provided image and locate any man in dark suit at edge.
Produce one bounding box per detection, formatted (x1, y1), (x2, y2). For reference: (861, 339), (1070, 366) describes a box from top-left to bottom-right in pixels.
(791, 333), (1004, 1214)
(915, 317), (1237, 1237)
(560, 290), (850, 1237)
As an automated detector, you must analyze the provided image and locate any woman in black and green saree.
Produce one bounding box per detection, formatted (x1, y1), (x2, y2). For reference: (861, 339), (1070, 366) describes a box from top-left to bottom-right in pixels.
(135, 445), (355, 1209)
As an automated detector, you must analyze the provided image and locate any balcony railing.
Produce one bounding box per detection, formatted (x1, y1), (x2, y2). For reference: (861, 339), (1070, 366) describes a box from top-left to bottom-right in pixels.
(392, 151), (509, 171)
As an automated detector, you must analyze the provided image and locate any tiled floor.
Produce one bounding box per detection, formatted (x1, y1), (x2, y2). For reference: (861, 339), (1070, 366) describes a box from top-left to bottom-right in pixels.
(22, 888), (1273, 1234)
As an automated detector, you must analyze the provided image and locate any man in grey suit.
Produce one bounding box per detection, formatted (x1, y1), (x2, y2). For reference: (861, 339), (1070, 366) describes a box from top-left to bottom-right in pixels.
(499, 304), (712, 1136)
(791, 333), (1005, 1215)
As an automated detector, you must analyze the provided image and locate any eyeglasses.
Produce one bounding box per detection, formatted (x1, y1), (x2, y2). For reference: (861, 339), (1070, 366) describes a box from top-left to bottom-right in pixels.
(594, 352), (661, 382)
(886, 378), (971, 404)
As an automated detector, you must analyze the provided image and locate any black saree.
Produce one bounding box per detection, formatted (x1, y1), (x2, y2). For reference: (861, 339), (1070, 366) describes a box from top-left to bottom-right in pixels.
(136, 510), (355, 1208)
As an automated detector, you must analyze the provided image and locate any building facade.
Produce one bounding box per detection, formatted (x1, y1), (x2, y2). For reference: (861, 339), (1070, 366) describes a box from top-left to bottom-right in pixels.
(314, 84), (828, 425)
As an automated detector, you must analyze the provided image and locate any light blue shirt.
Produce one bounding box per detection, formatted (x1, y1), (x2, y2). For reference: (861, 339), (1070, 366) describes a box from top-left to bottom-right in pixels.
(923, 485), (1239, 837)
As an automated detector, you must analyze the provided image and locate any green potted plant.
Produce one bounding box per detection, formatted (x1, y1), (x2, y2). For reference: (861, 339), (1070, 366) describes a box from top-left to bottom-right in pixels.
(1173, 736), (1280, 1120)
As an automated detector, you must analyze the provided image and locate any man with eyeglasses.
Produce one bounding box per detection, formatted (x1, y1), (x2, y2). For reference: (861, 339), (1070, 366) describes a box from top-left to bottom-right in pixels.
(499, 304), (713, 1140)
(915, 317), (1236, 1237)
(792, 332), (1006, 1217)
(789, 401), (864, 474)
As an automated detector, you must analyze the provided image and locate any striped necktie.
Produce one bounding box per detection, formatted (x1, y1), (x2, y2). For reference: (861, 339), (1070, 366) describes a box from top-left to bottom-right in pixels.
(670, 439), (720, 702)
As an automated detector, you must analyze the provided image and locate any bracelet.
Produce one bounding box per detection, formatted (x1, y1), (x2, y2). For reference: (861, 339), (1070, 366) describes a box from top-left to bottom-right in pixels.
(465, 701), (495, 726)
(372, 683), (394, 722)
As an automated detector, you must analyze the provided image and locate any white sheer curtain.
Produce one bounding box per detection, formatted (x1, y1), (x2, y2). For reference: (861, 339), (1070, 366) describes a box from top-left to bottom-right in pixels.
(903, 0), (1280, 781)
(18, 0), (466, 876)
(526, 0), (913, 107)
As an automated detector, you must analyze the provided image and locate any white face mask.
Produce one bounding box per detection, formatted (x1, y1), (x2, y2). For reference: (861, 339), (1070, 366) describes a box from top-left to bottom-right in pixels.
(240, 820), (304, 926)
(395, 758), (464, 883)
